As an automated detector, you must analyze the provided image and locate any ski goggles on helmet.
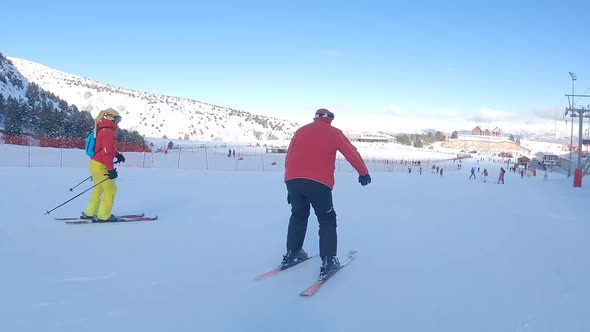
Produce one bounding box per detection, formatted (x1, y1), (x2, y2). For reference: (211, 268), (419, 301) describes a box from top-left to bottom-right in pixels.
(314, 112), (334, 119)
(104, 113), (122, 124)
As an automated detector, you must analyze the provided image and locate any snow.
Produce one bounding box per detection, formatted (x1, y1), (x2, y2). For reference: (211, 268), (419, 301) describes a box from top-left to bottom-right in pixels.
(520, 140), (568, 156)
(0, 58), (28, 100)
(6, 57), (300, 142)
(1, 146), (589, 332)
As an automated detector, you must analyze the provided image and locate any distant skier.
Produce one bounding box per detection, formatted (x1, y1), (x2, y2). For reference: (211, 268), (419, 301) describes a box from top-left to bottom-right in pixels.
(232, 149), (236, 158)
(544, 171), (548, 181)
(469, 167), (476, 179)
(282, 108), (370, 280)
(228, 149), (232, 157)
(498, 167), (506, 184)
(439, 167), (444, 177)
(520, 169), (524, 179)
(419, 165), (423, 175)
(408, 166), (412, 174)
(481, 168), (488, 183)
(81, 108), (125, 222)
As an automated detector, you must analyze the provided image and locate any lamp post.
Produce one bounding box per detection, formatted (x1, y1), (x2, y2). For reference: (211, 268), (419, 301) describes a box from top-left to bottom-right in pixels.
(567, 72), (576, 177)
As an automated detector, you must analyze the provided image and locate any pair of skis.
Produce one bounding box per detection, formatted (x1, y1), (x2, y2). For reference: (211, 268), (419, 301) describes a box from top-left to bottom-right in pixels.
(55, 213), (158, 224)
(256, 250), (357, 297)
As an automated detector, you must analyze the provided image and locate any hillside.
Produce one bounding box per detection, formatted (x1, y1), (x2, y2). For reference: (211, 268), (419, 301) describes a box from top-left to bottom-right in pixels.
(0, 54), (146, 144)
(0, 53), (94, 139)
(441, 139), (530, 154)
(7, 56), (299, 142)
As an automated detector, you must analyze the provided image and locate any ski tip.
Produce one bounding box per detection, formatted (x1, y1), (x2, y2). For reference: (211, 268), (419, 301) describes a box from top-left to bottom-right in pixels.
(300, 282), (323, 296)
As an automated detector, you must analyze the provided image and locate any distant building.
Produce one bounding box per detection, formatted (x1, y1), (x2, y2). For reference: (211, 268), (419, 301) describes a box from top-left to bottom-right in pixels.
(492, 127), (503, 137)
(472, 126), (503, 137)
(535, 152), (560, 166)
(346, 132), (396, 143)
(499, 152), (513, 158)
(266, 146), (288, 154)
(517, 156), (530, 166)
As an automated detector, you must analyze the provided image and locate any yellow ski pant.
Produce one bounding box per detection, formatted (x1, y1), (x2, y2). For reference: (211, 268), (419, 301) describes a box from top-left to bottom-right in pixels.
(84, 159), (117, 220)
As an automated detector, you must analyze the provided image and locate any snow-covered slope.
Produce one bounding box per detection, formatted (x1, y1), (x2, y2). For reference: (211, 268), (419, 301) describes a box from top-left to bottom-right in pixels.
(0, 56), (30, 101)
(8, 57), (299, 141)
(1, 150), (589, 332)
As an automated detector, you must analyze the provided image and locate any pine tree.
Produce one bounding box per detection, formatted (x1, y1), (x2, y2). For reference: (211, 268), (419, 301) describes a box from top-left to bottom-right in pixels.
(58, 99), (68, 111)
(18, 98), (34, 134)
(71, 108), (94, 139)
(5, 96), (23, 135)
(37, 101), (55, 137)
(0, 94), (6, 126)
(51, 110), (66, 138)
(25, 82), (41, 105)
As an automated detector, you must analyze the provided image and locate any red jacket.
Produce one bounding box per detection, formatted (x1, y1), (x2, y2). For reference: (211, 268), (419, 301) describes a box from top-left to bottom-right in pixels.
(91, 119), (118, 171)
(284, 119), (368, 189)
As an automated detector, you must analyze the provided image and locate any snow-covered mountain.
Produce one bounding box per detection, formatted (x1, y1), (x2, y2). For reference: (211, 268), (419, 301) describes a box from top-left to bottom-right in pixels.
(0, 54), (96, 139)
(0, 57), (27, 101)
(6, 57), (299, 142)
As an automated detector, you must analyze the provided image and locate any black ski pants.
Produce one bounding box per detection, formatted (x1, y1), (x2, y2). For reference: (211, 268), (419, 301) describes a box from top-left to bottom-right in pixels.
(286, 178), (337, 258)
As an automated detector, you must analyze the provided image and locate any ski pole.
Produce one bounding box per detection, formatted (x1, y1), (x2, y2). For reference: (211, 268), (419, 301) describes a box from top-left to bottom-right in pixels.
(69, 176), (92, 192)
(45, 177), (109, 215)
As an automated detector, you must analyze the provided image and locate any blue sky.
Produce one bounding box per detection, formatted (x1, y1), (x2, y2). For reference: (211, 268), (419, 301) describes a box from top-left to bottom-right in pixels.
(3, 0), (590, 131)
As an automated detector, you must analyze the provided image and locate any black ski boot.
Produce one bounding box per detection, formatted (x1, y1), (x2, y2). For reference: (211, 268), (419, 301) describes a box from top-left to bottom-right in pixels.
(319, 256), (341, 281)
(281, 249), (309, 269)
(80, 212), (94, 220)
(93, 214), (118, 223)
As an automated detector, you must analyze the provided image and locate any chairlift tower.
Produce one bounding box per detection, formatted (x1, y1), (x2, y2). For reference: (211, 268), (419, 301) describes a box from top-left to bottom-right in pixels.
(565, 105), (590, 167)
(565, 71), (590, 175)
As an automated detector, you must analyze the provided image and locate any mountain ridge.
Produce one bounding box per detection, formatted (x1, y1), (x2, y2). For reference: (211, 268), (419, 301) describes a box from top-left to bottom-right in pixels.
(3, 55), (576, 146)
(6, 56), (299, 142)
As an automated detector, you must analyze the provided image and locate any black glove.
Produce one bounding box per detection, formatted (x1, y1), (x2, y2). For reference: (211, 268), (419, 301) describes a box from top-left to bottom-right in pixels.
(107, 169), (118, 179)
(287, 194), (291, 204)
(358, 173), (371, 186)
(115, 152), (125, 164)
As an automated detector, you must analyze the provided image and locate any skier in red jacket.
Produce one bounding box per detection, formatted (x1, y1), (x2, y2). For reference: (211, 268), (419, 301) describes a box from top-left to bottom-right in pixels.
(282, 108), (371, 280)
(481, 168), (488, 182)
(498, 167), (506, 184)
(81, 108), (125, 222)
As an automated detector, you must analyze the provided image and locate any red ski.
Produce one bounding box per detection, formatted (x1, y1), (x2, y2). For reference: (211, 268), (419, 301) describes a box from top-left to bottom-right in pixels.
(55, 213), (145, 221)
(64, 216), (158, 224)
(300, 250), (357, 297)
(256, 254), (317, 280)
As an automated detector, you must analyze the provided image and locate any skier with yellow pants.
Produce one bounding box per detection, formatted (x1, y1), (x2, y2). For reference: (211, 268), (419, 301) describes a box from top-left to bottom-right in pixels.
(81, 108), (125, 222)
